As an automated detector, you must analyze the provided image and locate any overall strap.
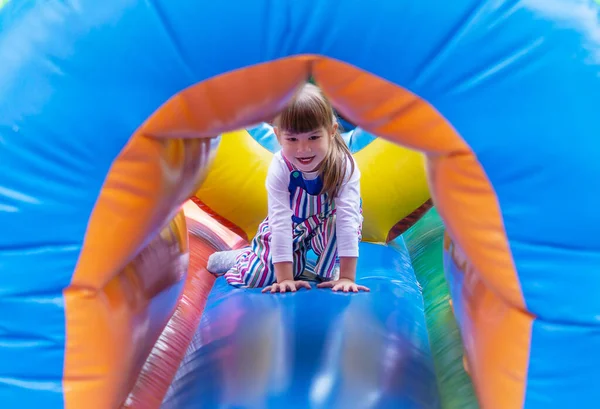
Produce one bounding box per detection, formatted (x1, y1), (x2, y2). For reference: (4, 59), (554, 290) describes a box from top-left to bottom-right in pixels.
(281, 154), (296, 171)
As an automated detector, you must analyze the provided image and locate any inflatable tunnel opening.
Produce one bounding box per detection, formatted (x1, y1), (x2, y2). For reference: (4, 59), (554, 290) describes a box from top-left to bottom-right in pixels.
(6, 2), (600, 408)
(2, 54), (506, 409)
(118, 57), (487, 409)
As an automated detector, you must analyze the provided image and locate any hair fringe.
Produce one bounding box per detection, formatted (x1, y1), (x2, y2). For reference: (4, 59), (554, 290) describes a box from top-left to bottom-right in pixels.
(274, 83), (355, 198)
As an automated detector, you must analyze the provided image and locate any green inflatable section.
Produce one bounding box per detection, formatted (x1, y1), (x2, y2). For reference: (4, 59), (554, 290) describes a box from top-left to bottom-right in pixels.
(395, 208), (479, 409)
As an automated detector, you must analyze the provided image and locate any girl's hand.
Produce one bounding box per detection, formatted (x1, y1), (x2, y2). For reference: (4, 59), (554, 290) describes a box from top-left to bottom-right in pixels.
(317, 278), (370, 293)
(262, 279), (311, 294)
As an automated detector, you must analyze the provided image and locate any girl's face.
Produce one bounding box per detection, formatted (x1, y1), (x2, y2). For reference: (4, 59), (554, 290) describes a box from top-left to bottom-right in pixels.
(275, 124), (337, 172)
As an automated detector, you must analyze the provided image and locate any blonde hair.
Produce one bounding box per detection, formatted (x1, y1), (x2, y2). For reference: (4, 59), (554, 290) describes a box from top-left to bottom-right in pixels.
(273, 83), (355, 198)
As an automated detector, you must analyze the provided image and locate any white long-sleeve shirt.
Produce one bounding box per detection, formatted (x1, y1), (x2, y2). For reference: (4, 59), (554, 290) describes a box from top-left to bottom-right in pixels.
(266, 151), (362, 263)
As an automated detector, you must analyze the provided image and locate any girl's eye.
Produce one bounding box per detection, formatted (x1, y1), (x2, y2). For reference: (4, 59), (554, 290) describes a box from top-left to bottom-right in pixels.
(287, 138), (297, 142)
(309, 135), (320, 141)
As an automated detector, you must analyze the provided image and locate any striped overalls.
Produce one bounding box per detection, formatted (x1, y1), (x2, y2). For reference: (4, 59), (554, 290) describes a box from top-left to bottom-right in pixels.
(224, 156), (360, 288)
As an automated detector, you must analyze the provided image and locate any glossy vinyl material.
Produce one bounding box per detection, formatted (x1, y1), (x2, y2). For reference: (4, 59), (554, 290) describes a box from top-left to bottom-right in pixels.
(2, 0), (600, 408)
(123, 201), (247, 409)
(161, 242), (439, 409)
(399, 209), (478, 409)
(193, 125), (429, 244)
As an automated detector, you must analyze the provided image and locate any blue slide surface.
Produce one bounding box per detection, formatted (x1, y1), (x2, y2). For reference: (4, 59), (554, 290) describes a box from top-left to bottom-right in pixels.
(161, 242), (440, 409)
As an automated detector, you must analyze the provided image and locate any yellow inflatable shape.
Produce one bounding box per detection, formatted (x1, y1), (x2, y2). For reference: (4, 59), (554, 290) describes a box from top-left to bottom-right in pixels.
(193, 129), (272, 240)
(353, 137), (429, 243)
(193, 129), (430, 243)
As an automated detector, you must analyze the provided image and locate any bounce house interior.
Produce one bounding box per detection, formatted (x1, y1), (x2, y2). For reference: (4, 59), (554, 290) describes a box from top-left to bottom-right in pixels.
(2, 1), (600, 409)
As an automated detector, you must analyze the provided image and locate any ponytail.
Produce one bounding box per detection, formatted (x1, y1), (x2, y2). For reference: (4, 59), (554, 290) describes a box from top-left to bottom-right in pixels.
(319, 129), (355, 198)
(273, 82), (355, 198)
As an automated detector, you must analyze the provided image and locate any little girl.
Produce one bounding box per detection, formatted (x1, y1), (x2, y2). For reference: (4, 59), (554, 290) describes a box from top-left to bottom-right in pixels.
(207, 83), (368, 294)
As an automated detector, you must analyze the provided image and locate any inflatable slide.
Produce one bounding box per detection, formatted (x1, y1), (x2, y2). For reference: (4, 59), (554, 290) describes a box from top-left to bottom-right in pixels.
(1, 1), (600, 408)
(145, 125), (455, 409)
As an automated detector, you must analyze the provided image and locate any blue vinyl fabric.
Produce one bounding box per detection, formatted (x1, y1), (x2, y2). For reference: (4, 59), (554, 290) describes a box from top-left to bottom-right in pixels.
(1, 0), (600, 407)
(161, 242), (439, 409)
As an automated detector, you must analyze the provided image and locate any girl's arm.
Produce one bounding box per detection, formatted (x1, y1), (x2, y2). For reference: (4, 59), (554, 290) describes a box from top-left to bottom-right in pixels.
(339, 256), (358, 281)
(334, 159), (362, 278)
(318, 158), (369, 292)
(265, 155), (296, 283)
(273, 262), (294, 282)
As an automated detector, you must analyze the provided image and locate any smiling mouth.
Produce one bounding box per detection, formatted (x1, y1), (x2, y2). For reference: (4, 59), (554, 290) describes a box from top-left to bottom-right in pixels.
(296, 156), (315, 165)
